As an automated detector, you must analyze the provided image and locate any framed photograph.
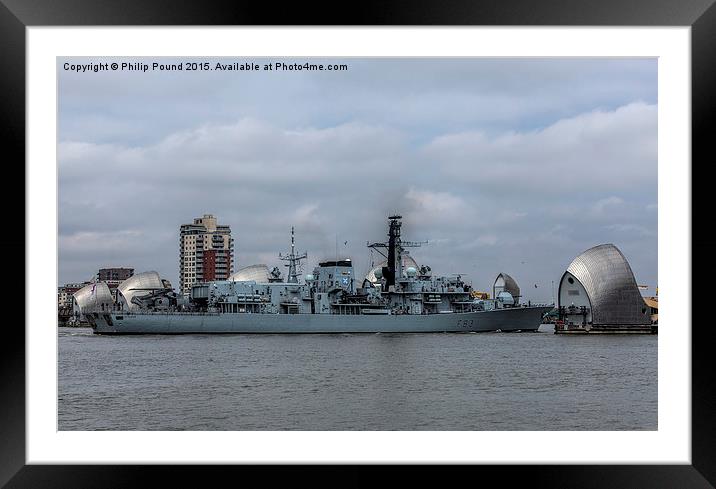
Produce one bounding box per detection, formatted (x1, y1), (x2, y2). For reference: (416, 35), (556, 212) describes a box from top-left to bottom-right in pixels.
(7, 0), (713, 485)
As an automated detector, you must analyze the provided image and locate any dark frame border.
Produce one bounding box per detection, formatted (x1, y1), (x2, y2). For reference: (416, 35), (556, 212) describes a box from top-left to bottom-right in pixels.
(4, 0), (714, 486)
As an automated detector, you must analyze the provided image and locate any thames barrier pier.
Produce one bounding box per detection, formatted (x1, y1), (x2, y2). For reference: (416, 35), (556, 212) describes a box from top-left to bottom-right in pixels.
(555, 244), (657, 334)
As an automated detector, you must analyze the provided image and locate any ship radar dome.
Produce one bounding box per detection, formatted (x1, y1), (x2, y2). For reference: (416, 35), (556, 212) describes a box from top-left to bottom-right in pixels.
(305, 274), (315, 282)
(365, 255), (417, 283)
(405, 266), (417, 277)
(497, 291), (515, 305)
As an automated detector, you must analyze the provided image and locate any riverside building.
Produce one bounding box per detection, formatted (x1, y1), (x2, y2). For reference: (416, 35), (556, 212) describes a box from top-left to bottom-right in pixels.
(179, 214), (234, 296)
(97, 267), (134, 300)
(58, 282), (90, 309)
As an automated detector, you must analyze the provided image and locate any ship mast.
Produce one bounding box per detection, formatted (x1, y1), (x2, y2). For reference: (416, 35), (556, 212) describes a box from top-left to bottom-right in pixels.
(367, 215), (426, 290)
(279, 226), (307, 283)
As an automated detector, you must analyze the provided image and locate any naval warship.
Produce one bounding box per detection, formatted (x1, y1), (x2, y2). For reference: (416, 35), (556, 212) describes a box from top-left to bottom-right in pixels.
(82, 215), (552, 334)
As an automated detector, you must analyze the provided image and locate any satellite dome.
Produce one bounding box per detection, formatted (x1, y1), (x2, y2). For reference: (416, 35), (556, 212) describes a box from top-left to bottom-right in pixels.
(305, 274), (315, 282)
(365, 255), (418, 283)
(405, 266), (417, 277)
(497, 291), (515, 305)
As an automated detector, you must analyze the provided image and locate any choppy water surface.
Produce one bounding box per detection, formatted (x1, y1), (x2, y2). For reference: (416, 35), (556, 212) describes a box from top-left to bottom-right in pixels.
(58, 326), (657, 430)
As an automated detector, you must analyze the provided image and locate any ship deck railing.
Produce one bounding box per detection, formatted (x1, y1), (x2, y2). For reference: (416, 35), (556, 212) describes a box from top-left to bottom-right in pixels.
(117, 311), (221, 316)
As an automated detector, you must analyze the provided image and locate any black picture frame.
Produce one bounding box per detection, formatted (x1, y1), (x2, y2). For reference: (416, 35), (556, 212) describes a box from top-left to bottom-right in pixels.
(4, 0), (713, 486)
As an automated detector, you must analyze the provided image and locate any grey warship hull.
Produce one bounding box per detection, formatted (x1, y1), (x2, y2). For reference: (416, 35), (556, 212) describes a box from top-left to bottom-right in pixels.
(90, 306), (551, 335)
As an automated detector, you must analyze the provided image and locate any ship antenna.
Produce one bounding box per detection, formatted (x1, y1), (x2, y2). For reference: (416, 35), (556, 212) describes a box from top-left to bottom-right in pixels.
(279, 226), (307, 284)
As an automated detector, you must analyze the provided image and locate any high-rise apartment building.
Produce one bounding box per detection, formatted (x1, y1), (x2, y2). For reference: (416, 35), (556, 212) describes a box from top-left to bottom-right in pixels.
(179, 214), (233, 296)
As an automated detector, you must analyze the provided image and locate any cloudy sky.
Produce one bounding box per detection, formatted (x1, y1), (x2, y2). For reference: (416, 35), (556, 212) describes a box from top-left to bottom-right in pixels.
(58, 57), (657, 301)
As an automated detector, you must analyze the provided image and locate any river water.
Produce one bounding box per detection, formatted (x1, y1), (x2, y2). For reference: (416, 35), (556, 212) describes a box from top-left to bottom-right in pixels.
(58, 326), (657, 430)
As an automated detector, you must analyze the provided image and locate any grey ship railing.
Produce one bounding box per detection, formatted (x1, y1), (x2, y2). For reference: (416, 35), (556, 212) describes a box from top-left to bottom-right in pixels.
(117, 311), (221, 316)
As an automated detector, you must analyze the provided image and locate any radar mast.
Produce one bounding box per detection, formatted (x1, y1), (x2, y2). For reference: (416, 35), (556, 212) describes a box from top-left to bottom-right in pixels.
(279, 227), (308, 284)
(367, 215), (427, 289)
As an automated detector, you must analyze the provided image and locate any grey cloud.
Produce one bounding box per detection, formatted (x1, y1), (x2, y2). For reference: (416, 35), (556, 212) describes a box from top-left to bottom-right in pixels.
(425, 102), (657, 192)
(59, 57), (656, 145)
(58, 58), (658, 299)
